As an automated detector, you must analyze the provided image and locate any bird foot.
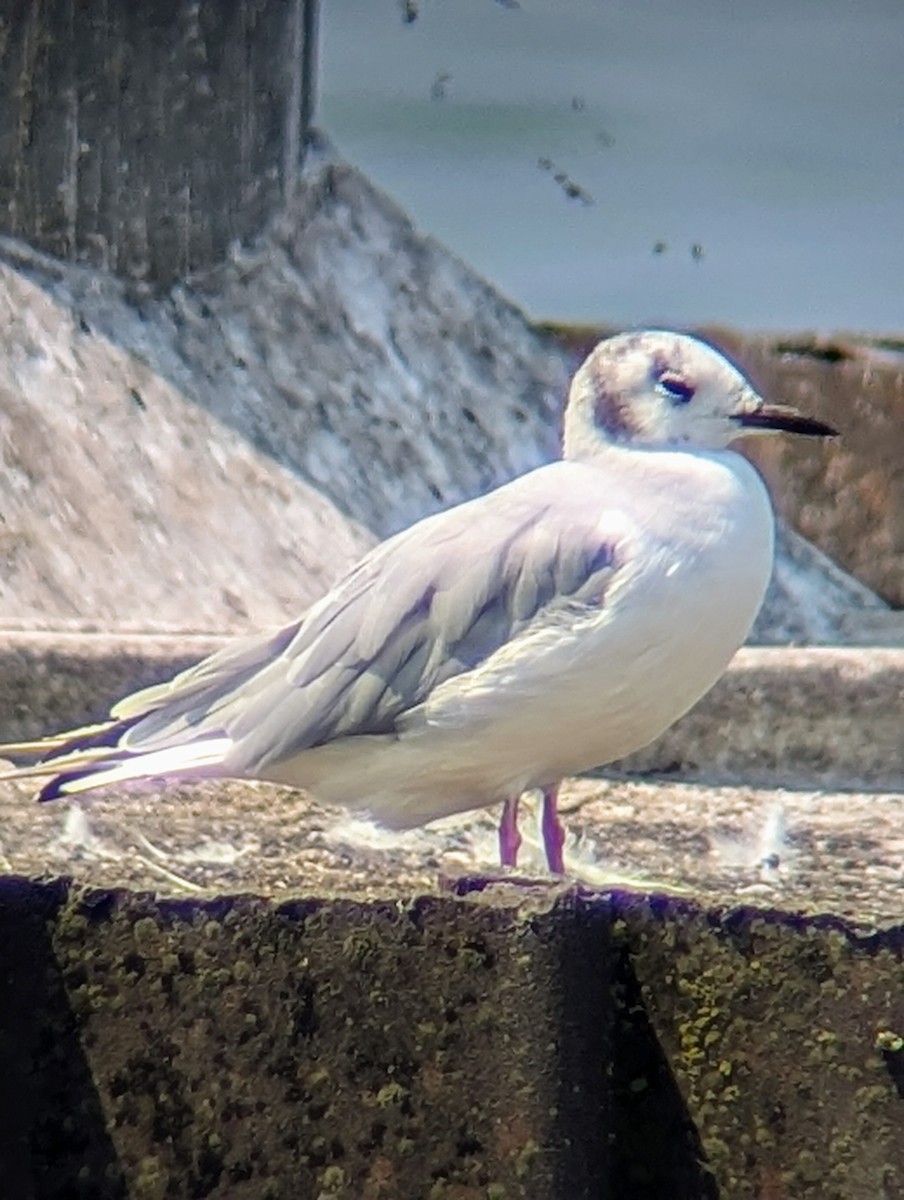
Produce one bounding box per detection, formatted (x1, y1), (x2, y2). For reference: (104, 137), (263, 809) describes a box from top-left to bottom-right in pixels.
(498, 795), (522, 867)
(541, 786), (566, 874)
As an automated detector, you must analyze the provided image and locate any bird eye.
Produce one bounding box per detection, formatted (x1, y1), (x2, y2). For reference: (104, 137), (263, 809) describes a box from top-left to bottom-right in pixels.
(656, 373), (695, 404)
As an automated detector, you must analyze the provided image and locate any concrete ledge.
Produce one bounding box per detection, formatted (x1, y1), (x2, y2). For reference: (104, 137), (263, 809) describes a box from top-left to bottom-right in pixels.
(2, 631), (902, 789)
(619, 645), (904, 790)
(2, 878), (902, 1198)
(0, 877), (610, 1200)
(613, 895), (904, 1199)
(0, 631), (223, 744)
(2, 635), (902, 1197)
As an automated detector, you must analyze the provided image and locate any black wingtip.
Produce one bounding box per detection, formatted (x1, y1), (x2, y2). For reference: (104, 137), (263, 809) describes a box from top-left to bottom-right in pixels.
(59, 715), (143, 757)
(30, 716), (144, 802)
(38, 769), (93, 803)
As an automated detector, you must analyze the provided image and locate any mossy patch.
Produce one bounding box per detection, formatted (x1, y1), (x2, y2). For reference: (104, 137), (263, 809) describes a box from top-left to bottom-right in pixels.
(613, 895), (904, 1200)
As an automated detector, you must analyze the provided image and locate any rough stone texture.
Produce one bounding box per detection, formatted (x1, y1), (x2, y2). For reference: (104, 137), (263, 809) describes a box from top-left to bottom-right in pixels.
(750, 524), (895, 645)
(0, 0), (317, 284)
(617, 897), (904, 1200)
(0, 263), (371, 629)
(0, 146), (569, 631)
(3, 635), (904, 1196)
(2, 634), (904, 929)
(0, 878), (610, 1200)
(4, 761), (904, 929)
(713, 330), (904, 610)
(0, 631), (224, 741)
(1, 873), (902, 1198)
(617, 645), (904, 791)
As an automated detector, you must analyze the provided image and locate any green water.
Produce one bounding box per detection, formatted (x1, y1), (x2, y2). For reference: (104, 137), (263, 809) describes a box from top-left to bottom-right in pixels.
(320, 0), (904, 333)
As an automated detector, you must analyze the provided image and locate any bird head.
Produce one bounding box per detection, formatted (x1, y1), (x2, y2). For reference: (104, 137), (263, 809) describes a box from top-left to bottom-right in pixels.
(563, 330), (836, 458)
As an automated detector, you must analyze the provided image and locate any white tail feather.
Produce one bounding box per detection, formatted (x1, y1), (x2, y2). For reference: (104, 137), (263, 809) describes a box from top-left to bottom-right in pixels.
(58, 737), (234, 795)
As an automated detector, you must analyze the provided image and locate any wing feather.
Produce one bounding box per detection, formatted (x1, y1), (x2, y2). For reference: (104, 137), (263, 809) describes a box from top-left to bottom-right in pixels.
(228, 468), (622, 770)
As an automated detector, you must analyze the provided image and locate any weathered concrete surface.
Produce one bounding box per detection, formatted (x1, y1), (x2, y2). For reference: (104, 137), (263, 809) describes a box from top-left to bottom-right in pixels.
(1, 870), (902, 1198)
(0, 877), (610, 1200)
(4, 769), (904, 927)
(751, 524), (895, 646)
(0, 147), (569, 631)
(0, 148), (893, 644)
(0, 632), (224, 743)
(0, 0), (317, 284)
(716, 330), (904, 611)
(616, 897), (904, 1200)
(617, 645), (904, 790)
(2, 632), (902, 790)
(0, 259), (372, 629)
(3, 645), (903, 1196)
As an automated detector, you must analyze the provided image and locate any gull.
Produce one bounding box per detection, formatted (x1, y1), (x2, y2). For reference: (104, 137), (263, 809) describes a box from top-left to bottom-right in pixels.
(0, 331), (835, 873)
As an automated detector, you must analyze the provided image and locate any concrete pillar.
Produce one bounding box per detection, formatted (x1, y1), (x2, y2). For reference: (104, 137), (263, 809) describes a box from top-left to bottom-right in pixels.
(0, 0), (318, 284)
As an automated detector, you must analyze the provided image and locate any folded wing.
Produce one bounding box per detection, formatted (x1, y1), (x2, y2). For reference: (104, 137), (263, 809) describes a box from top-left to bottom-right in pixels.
(0, 463), (623, 798)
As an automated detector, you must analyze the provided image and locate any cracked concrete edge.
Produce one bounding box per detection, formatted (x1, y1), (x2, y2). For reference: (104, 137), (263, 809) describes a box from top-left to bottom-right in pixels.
(1, 631), (901, 790)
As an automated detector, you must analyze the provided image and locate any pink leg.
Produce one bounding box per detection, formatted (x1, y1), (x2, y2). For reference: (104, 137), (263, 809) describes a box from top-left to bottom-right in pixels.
(541, 786), (566, 874)
(498, 795), (522, 867)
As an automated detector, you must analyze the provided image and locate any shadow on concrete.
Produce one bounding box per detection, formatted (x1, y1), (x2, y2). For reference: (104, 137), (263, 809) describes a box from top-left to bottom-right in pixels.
(608, 939), (719, 1199)
(0, 877), (127, 1200)
(548, 899), (611, 1198)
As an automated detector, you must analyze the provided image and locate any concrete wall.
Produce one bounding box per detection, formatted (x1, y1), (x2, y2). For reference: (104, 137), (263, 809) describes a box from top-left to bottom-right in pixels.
(2, 878), (902, 1199)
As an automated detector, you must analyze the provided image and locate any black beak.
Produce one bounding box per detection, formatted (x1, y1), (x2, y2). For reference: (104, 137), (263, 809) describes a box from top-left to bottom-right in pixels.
(731, 404), (837, 438)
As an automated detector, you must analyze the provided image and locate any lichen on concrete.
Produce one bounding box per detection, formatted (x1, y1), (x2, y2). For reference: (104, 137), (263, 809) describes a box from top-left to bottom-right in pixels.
(613, 894), (904, 1200)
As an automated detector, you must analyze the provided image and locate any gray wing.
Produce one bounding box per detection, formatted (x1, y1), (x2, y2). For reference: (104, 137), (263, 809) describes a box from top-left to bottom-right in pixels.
(120, 464), (623, 769)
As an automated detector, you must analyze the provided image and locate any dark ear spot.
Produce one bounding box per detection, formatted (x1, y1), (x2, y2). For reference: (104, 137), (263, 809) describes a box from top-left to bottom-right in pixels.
(593, 376), (634, 441)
